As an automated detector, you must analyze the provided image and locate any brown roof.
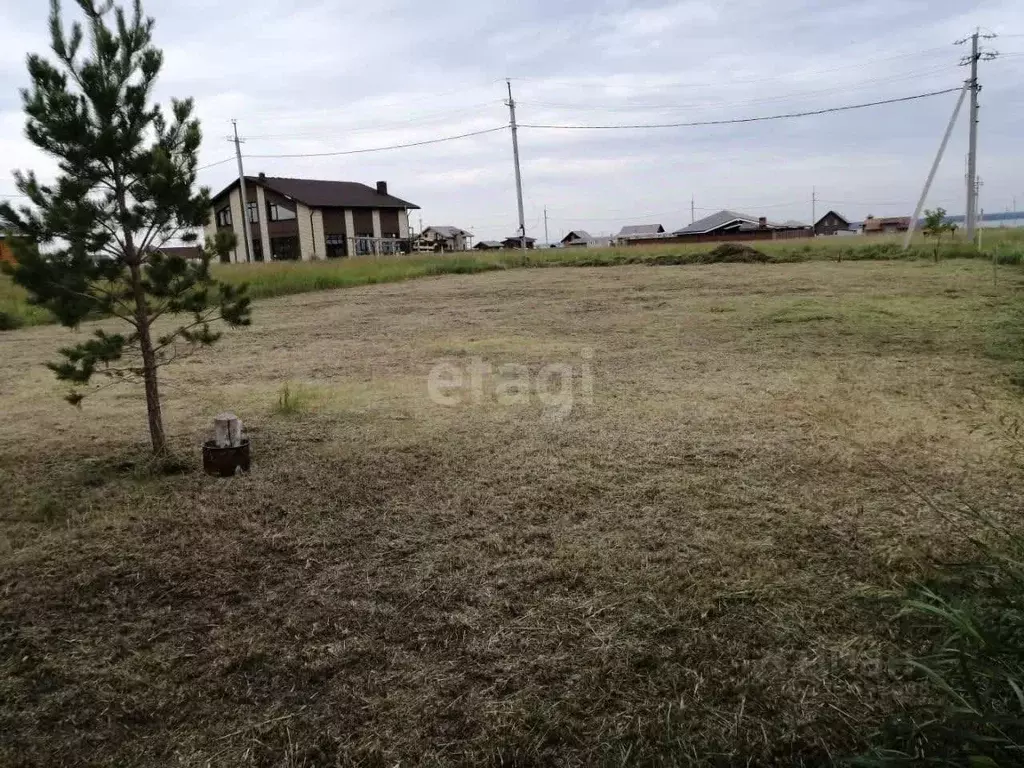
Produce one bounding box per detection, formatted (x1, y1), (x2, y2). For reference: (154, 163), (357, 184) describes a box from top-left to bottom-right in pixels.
(863, 216), (910, 232)
(211, 176), (418, 210)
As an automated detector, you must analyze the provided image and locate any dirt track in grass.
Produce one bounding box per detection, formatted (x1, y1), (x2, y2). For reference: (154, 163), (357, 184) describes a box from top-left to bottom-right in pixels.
(2, 260), (1024, 766)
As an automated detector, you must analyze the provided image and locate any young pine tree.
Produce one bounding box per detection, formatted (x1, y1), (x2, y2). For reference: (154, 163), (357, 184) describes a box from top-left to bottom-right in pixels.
(0, 0), (251, 455)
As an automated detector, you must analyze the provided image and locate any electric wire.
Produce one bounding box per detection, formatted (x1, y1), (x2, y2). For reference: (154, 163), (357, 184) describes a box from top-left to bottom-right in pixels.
(518, 88), (962, 130)
(245, 126), (507, 159)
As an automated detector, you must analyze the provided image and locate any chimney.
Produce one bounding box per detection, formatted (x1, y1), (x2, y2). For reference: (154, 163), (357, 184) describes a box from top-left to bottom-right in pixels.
(258, 172), (266, 181)
(376, 180), (388, 196)
(758, 216), (767, 229)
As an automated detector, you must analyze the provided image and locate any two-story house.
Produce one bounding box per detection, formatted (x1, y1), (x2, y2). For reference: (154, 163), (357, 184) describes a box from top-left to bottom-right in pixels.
(417, 226), (471, 252)
(205, 175), (420, 263)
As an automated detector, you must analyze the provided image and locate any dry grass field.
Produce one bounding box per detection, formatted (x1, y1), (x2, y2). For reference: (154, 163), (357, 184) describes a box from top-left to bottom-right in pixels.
(3, 259), (1024, 765)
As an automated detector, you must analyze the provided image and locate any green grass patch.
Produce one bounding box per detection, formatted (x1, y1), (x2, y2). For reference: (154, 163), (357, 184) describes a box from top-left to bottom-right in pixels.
(215, 254), (513, 300)
(0, 276), (54, 328)
(4, 230), (1024, 331)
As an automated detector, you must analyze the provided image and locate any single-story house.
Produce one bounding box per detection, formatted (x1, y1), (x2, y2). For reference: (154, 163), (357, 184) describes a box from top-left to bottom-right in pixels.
(418, 225), (471, 252)
(205, 175), (420, 263)
(813, 211), (851, 236)
(502, 236), (536, 249)
(622, 210), (811, 246)
(862, 215), (910, 235)
(561, 230), (592, 247)
(616, 224), (665, 243)
(474, 240), (503, 251)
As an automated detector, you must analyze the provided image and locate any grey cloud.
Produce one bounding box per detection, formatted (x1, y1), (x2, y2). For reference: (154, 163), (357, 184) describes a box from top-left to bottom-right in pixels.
(0, 0), (1022, 239)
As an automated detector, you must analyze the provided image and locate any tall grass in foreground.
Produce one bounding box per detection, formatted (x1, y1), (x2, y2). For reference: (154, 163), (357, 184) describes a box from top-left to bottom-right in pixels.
(215, 253), (518, 300)
(857, 420), (1024, 766)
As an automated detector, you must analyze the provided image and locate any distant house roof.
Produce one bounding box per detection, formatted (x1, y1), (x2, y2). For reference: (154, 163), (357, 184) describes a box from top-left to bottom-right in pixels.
(813, 211), (849, 228)
(561, 230), (592, 243)
(863, 216), (910, 232)
(673, 210), (758, 235)
(618, 224), (665, 237)
(673, 210), (807, 236)
(503, 235), (537, 243)
(211, 176), (419, 210)
(424, 225), (469, 238)
(474, 240), (503, 249)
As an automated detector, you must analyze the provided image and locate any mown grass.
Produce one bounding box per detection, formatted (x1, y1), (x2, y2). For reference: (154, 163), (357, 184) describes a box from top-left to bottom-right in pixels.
(3, 261), (1024, 765)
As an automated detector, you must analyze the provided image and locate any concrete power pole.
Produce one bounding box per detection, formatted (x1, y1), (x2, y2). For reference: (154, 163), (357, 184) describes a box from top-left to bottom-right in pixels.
(505, 80), (527, 256)
(958, 28), (998, 244)
(544, 206), (549, 247)
(229, 120), (253, 263)
(812, 187), (817, 235)
(690, 195), (695, 224)
(904, 83), (970, 249)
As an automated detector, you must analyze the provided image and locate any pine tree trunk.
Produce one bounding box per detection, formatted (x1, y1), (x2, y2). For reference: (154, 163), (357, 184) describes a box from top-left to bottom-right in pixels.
(116, 176), (167, 456)
(128, 260), (167, 454)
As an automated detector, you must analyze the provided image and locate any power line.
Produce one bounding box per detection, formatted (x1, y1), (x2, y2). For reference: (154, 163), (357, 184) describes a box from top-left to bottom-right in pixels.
(518, 88), (962, 130)
(242, 103), (505, 139)
(197, 156), (236, 171)
(518, 65), (958, 114)
(245, 126), (507, 159)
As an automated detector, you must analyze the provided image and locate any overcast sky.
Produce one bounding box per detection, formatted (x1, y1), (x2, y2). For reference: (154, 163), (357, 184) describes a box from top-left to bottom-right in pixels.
(1, 0), (1022, 241)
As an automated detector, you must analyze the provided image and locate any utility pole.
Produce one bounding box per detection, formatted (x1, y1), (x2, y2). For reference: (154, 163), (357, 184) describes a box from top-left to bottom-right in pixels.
(812, 186), (817, 234)
(904, 83), (970, 249)
(228, 120), (253, 263)
(543, 206), (549, 247)
(958, 28), (998, 244)
(505, 80), (527, 256)
(690, 195), (695, 224)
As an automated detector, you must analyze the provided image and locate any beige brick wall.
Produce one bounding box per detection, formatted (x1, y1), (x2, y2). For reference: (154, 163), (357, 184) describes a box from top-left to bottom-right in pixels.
(296, 202), (314, 261)
(202, 212), (217, 252)
(344, 209), (355, 256)
(311, 209), (326, 259)
(255, 185), (271, 261)
(398, 209), (410, 239)
(371, 210), (382, 240)
(228, 188), (245, 263)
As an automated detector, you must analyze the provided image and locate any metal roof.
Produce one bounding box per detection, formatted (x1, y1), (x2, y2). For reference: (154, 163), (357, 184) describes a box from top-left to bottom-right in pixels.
(672, 210), (759, 235)
(617, 224), (665, 236)
(211, 176), (419, 210)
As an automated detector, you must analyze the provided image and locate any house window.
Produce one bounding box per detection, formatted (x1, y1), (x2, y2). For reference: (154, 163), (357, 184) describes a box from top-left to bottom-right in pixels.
(325, 234), (347, 259)
(247, 201), (259, 223)
(270, 235), (299, 261)
(252, 237), (264, 262)
(268, 202), (297, 222)
(215, 206), (232, 227)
